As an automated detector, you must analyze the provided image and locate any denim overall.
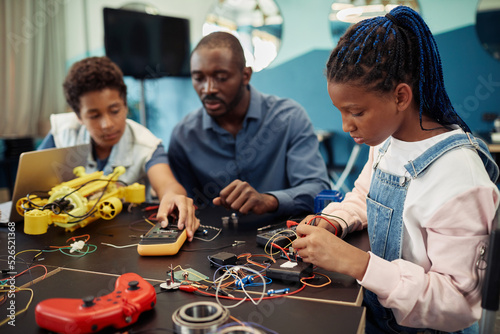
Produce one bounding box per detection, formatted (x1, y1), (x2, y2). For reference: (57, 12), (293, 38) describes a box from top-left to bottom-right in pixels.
(363, 133), (499, 334)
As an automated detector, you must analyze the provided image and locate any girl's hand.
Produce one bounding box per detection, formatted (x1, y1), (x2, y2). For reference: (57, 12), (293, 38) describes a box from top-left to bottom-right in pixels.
(300, 214), (342, 236)
(292, 223), (369, 281)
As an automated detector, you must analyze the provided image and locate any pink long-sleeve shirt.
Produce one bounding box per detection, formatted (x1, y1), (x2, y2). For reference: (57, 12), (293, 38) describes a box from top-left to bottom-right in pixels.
(323, 130), (499, 331)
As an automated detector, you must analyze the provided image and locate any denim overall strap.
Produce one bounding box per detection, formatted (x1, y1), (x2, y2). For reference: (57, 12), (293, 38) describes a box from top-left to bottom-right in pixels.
(367, 138), (409, 262)
(404, 133), (499, 183)
(364, 135), (485, 334)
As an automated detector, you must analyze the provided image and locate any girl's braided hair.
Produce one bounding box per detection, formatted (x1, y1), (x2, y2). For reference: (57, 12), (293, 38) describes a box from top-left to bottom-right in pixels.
(326, 6), (470, 132)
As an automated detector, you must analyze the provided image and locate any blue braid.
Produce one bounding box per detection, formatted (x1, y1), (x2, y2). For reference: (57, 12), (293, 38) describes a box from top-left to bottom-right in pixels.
(326, 6), (470, 133)
(355, 24), (380, 65)
(393, 6), (470, 132)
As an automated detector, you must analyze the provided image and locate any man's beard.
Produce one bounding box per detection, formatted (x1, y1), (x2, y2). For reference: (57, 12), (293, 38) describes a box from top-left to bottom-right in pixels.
(203, 83), (247, 118)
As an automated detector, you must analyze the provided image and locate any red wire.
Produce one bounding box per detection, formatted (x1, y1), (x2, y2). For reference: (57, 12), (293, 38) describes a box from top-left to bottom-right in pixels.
(270, 243), (291, 261)
(51, 234), (91, 248)
(307, 216), (338, 236)
(10, 265), (48, 281)
(65, 234), (90, 244)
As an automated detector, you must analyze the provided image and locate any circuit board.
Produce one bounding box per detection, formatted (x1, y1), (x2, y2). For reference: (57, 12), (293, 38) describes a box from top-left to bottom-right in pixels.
(256, 225), (297, 249)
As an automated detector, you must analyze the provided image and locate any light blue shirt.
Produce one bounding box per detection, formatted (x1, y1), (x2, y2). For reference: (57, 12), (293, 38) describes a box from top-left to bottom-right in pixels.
(37, 113), (167, 186)
(38, 133), (167, 173)
(168, 85), (330, 216)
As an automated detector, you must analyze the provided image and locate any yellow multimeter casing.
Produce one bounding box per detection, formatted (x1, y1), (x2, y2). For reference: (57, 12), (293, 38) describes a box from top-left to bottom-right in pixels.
(137, 221), (187, 256)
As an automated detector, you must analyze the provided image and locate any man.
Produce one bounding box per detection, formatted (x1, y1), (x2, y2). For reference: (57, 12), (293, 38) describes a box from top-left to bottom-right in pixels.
(168, 32), (330, 216)
(39, 57), (198, 240)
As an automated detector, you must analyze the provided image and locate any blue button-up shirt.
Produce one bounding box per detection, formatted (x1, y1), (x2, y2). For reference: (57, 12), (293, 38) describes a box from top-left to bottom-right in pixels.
(168, 86), (330, 216)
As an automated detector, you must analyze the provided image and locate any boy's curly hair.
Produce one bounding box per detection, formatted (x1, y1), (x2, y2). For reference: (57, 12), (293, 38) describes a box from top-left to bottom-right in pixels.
(63, 56), (127, 114)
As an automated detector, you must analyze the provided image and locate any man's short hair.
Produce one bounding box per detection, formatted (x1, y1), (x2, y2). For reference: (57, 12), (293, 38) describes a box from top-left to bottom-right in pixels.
(191, 32), (246, 70)
(63, 56), (127, 114)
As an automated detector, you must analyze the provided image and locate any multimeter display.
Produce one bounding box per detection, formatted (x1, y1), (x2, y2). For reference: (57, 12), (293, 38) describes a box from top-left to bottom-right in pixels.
(140, 224), (182, 244)
(137, 220), (187, 256)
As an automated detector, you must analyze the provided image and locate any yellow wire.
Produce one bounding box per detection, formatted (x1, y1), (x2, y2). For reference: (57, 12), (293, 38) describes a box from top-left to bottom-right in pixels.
(0, 286), (34, 327)
(14, 249), (42, 257)
(229, 315), (245, 326)
(144, 218), (156, 226)
(263, 229), (298, 256)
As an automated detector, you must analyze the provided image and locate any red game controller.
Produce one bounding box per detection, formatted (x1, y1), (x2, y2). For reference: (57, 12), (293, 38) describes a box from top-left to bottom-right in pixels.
(35, 272), (156, 333)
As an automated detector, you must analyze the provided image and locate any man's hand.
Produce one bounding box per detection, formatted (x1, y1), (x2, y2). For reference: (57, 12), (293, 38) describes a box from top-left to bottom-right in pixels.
(157, 194), (199, 241)
(213, 180), (278, 215)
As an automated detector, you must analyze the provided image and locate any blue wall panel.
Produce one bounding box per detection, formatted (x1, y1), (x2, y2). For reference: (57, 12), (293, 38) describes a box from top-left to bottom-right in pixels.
(120, 24), (500, 190)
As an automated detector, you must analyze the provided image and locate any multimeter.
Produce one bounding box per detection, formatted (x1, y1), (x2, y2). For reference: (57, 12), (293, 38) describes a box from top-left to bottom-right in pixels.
(137, 218), (187, 256)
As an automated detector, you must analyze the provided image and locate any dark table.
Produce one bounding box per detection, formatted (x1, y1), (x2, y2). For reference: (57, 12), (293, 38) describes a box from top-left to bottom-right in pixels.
(0, 204), (369, 333)
(0, 269), (366, 334)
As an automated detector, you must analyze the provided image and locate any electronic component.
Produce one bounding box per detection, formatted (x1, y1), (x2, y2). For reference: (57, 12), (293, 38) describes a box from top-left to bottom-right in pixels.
(234, 275), (254, 288)
(208, 252), (237, 267)
(230, 212), (238, 225)
(160, 265), (181, 290)
(267, 288), (290, 296)
(137, 219), (187, 256)
(266, 259), (313, 283)
(256, 225), (297, 249)
(174, 268), (209, 282)
(172, 301), (230, 333)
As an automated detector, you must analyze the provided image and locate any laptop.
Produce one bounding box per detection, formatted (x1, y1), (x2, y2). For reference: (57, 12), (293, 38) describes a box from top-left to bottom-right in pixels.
(7, 144), (90, 222)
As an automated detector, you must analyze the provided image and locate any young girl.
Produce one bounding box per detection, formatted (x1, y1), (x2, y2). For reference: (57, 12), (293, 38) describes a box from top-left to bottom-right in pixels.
(292, 6), (499, 334)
